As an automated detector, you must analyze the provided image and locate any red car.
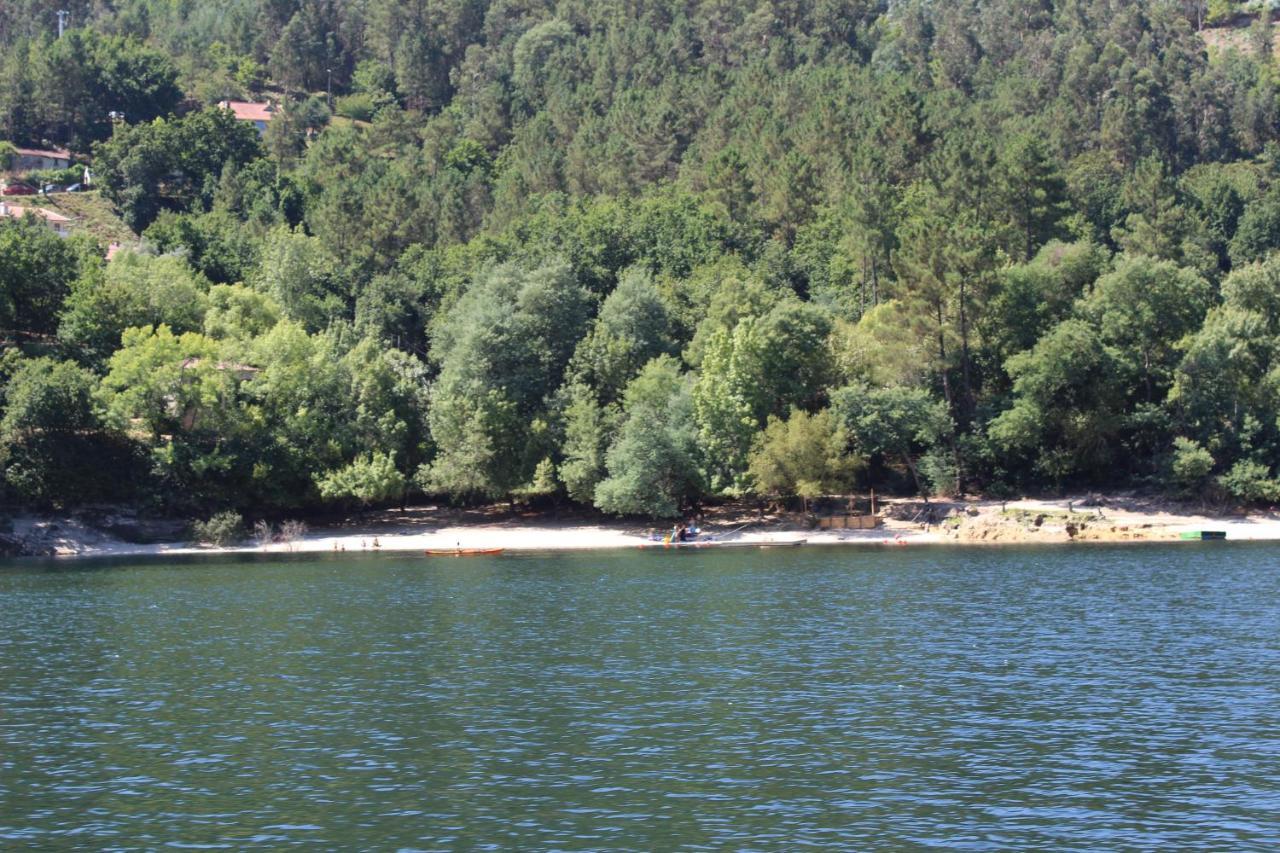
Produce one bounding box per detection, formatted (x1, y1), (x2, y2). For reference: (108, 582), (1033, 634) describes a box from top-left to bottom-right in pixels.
(2, 183), (36, 196)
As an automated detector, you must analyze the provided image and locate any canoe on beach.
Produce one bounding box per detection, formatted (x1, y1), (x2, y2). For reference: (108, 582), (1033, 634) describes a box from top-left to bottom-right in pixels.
(425, 548), (504, 556)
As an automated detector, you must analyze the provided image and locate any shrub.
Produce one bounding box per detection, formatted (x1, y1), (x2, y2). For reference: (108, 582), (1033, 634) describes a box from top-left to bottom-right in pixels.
(277, 519), (307, 545)
(252, 520), (274, 546)
(1217, 460), (1279, 504)
(191, 511), (243, 547)
(335, 93), (375, 122)
(1170, 437), (1214, 492)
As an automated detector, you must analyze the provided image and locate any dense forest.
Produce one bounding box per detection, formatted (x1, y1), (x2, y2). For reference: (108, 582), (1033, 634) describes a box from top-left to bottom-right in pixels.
(5, 0), (1280, 520)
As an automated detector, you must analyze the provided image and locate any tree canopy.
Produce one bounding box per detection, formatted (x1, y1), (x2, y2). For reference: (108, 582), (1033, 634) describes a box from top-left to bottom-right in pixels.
(7, 0), (1280, 515)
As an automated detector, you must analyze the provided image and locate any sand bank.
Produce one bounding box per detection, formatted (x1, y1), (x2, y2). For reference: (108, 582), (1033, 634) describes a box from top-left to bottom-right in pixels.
(6, 495), (1276, 558)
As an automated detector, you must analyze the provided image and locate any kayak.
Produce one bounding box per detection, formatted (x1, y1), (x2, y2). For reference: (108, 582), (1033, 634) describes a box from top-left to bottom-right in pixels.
(424, 548), (504, 556)
(757, 539), (807, 548)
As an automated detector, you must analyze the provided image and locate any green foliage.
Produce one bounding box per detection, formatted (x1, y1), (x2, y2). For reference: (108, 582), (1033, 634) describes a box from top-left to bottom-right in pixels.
(423, 259), (593, 500)
(59, 252), (210, 367)
(1170, 255), (1280, 474)
(989, 241), (1108, 361)
(0, 216), (88, 336)
(191, 510), (243, 546)
(144, 210), (262, 285)
(1218, 460), (1280, 504)
(1171, 437), (1215, 493)
(595, 356), (703, 518)
(265, 97), (332, 163)
(98, 324), (227, 439)
(747, 408), (862, 504)
(515, 458), (559, 501)
(316, 451), (407, 506)
(1, 356), (137, 504)
(10, 0), (1280, 514)
(1230, 190), (1280, 267)
(692, 321), (764, 492)
(2, 29), (182, 151)
(252, 226), (345, 332)
(989, 319), (1126, 484)
(569, 267), (676, 403)
(558, 384), (618, 506)
(1080, 255), (1213, 403)
(93, 107), (263, 231)
(831, 384), (953, 497)
(335, 93), (377, 122)
(203, 284), (282, 342)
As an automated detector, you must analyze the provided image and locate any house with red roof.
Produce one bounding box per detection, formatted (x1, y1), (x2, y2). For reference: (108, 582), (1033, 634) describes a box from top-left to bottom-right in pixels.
(218, 100), (276, 133)
(0, 200), (74, 236)
(12, 147), (73, 171)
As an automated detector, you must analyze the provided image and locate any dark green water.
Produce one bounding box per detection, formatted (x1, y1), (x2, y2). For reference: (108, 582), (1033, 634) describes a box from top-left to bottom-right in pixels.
(2, 544), (1279, 850)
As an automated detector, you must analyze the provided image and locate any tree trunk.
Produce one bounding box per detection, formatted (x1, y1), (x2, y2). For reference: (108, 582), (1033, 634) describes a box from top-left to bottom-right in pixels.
(902, 451), (929, 505)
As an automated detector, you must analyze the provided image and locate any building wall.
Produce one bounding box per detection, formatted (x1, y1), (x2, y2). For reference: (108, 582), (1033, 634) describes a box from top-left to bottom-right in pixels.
(13, 154), (72, 172)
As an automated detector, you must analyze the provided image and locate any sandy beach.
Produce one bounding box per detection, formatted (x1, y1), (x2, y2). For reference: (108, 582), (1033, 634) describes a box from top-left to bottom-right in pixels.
(6, 494), (1280, 558)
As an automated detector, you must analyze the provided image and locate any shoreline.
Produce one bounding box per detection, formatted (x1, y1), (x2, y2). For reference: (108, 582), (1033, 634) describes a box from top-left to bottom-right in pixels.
(6, 495), (1279, 559)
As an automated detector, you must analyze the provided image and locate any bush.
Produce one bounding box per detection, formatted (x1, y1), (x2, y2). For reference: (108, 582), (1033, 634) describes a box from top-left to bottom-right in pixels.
(1217, 460), (1279, 504)
(26, 166), (82, 186)
(335, 93), (375, 122)
(919, 447), (959, 498)
(252, 520), (274, 546)
(191, 511), (243, 546)
(1170, 437), (1214, 492)
(277, 519), (308, 545)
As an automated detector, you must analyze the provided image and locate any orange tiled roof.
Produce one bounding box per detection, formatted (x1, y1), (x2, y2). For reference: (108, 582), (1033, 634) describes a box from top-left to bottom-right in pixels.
(0, 203), (71, 223)
(218, 100), (274, 123)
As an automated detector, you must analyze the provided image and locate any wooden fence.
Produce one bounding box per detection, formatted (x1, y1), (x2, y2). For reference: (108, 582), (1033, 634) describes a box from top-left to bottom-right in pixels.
(816, 514), (881, 530)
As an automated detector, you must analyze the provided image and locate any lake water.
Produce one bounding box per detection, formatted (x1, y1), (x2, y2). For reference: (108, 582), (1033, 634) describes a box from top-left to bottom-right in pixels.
(2, 544), (1279, 849)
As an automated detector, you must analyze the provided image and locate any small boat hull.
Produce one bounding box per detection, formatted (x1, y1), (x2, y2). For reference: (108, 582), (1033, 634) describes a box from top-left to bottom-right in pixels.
(757, 539), (807, 548)
(425, 548), (504, 556)
(1178, 531), (1226, 541)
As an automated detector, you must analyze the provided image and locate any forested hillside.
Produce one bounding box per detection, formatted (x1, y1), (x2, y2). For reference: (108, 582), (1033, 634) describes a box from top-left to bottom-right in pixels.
(5, 0), (1280, 518)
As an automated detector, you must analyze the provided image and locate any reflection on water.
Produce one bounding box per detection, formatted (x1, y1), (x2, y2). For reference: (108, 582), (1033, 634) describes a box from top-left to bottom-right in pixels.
(2, 545), (1279, 848)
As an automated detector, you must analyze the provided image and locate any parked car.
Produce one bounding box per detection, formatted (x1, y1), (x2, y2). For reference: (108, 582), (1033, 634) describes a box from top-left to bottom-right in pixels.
(41, 184), (68, 194)
(2, 183), (36, 196)
(65, 183), (83, 192)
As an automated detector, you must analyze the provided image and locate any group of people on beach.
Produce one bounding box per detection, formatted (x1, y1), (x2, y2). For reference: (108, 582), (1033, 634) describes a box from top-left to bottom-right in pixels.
(671, 523), (696, 542)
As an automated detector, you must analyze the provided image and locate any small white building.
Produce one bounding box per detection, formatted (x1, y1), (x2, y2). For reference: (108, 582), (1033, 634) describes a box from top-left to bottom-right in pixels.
(0, 201), (74, 237)
(12, 147), (73, 172)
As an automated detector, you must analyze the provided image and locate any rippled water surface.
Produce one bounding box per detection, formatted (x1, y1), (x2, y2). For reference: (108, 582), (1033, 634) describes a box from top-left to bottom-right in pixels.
(2, 544), (1280, 849)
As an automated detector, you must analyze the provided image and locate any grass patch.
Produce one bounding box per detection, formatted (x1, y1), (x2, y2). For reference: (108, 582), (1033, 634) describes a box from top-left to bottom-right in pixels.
(39, 191), (136, 245)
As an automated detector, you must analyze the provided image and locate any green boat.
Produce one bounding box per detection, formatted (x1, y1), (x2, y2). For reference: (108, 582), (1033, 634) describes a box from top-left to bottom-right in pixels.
(1179, 530), (1226, 540)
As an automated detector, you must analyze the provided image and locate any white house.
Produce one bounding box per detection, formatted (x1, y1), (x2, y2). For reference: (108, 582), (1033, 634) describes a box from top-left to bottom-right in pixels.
(0, 201), (74, 236)
(12, 147), (73, 171)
